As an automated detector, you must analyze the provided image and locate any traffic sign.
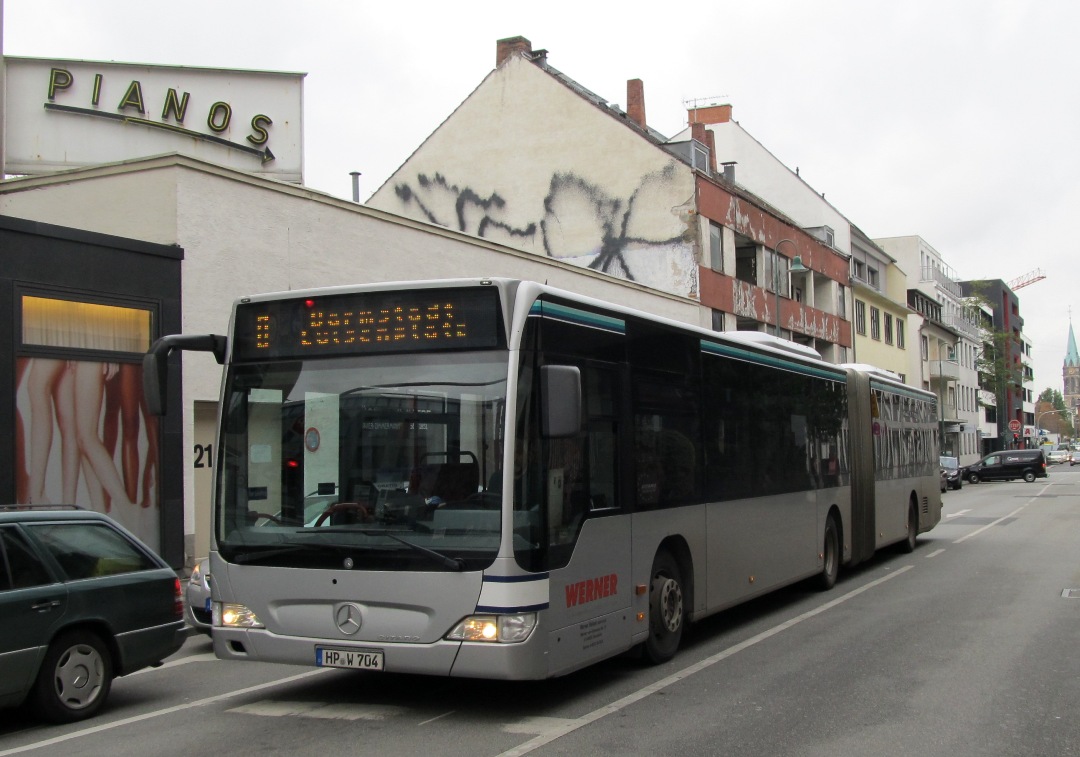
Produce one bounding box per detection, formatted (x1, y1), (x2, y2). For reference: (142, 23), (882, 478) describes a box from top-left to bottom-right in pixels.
(1008, 419), (1021, 432)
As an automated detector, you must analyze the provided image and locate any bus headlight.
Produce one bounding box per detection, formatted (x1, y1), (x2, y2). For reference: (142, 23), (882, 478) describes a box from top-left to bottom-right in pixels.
(446, 613), (536, 643)
(214, 602), (264, 629)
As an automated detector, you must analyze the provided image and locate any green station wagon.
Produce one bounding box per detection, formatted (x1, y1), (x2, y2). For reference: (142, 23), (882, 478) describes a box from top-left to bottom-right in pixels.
(0, 507), (186, 723)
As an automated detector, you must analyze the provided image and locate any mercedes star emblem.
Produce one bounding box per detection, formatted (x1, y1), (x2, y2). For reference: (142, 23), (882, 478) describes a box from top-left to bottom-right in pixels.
(335, 603), (363, 635)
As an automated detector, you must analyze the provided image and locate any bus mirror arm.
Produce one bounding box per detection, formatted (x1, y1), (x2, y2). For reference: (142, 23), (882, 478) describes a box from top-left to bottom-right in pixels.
(143, 334), (228, 416)
(541, 365), (582, 438)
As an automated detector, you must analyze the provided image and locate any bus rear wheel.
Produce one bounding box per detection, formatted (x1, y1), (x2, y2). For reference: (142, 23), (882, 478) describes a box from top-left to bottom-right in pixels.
(644, 551), (684, 664)
(818, 515), (839, 590)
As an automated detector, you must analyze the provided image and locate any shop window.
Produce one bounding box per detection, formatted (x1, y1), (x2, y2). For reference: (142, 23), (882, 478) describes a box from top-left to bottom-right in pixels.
(22, 296), (152, 353)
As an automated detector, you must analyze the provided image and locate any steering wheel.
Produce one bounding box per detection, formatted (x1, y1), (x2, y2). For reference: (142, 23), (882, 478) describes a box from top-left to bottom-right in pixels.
(313, 501), (373, 527)
(249, 512), (282, 526)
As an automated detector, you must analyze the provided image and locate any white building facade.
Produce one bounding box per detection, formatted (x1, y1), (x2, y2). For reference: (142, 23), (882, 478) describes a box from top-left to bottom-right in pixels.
(877, 236), (980, 466)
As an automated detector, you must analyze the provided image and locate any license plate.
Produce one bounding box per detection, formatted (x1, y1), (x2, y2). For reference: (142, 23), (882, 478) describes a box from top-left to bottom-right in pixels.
(204, 598), (212, 612)
(316, 647), (384, 670)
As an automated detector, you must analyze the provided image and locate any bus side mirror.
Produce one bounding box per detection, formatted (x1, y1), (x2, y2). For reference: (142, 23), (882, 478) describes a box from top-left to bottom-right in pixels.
(541, 365), (581, 438)
(143, 334), (227, 416)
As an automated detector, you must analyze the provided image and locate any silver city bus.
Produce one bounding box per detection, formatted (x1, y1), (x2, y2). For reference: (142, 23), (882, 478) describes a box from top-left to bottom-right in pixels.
(145, 278), (941, 678)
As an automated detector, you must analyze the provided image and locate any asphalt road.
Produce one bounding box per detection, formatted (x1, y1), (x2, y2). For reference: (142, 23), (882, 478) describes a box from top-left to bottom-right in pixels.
(3, 465), (1078, 756)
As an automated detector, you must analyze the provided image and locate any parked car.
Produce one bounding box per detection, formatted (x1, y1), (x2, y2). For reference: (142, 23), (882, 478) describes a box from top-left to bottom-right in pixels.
(966, 448), (1048, 483)
(939, 456), (966, 490)
(1046, 447), (1071, 465)
(186, 557), (212, 634)
(0, 506), (186, 723)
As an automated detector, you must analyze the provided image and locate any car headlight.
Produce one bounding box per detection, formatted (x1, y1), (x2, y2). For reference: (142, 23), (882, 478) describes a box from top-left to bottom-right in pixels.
(446, 613), (536, 643)
(215, 602), (264, 629)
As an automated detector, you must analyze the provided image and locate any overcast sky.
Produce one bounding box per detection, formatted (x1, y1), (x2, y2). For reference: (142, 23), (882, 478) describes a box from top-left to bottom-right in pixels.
(5, 0), (1078, 400)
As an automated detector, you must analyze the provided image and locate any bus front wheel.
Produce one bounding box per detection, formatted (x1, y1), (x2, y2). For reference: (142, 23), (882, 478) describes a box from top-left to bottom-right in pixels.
(644, 551), (684, 664)
(901, 499), (918, 553)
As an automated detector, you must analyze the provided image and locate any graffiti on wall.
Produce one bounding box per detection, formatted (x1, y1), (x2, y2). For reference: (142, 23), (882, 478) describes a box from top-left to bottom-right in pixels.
(392, 162), (698, 297)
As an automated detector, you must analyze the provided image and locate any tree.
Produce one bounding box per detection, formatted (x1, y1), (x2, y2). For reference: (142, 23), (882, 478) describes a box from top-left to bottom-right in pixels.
(1036, 388), (1074, 437)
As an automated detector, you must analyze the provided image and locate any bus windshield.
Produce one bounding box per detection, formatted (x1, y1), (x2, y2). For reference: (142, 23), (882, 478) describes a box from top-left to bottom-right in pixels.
(216, 350), (509, 571)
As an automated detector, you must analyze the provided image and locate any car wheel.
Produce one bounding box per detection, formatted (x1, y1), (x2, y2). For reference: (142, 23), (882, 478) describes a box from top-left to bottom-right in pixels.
(1023, 471), (1036, 483)
(644, 551), (684, 664)
(32, 629), (113, 723)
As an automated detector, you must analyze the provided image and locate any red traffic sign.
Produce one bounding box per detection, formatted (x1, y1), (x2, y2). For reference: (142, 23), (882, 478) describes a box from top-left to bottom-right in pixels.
(1008, 419), (1021, 432)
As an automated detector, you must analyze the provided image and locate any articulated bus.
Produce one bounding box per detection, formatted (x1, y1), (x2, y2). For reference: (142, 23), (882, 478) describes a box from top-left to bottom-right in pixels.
(145, 278), (941, 678)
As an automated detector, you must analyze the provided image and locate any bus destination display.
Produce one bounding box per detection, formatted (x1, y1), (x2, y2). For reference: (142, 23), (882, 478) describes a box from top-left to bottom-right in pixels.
(233, 287), (504, 360)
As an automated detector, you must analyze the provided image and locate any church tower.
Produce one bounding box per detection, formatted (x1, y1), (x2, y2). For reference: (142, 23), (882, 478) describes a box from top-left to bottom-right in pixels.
(1065, 321), (1080, 431)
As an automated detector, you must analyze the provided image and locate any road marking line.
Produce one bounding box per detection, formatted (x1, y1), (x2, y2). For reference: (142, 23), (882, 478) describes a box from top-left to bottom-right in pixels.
(503, 716), (579, 735)
(126, 652), (217, 676)
(417, 711), (456, 726)
(229, 700), (404, 721)
(497, 566), (913, 757)
(945, 509), (972, 519)
(925, 548), (946, 558)
(953, 503), (1030, 543)
(0, 669), (329, 756)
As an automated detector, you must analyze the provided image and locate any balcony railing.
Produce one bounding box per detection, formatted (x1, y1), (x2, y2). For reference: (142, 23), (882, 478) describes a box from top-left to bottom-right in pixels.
(920, 265), (962, 298)
(929, 359), (960, 381)
(943, 314), (980, 340)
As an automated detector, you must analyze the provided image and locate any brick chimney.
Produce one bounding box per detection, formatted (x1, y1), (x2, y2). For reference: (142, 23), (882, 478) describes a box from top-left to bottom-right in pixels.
(688, 103), (733, 125)
(627, 79), (646, 129)
(703, 128), (717, 175)
(496, 36), (532, 67)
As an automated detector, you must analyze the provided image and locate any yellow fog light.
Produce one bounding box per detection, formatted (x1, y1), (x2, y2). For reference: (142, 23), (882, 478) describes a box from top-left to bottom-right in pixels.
(446, 613), (536, 643)
(215, 602), (264, 628)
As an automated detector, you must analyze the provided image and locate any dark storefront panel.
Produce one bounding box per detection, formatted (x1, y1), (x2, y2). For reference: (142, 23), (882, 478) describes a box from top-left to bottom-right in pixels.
(1, 216), (184, 567)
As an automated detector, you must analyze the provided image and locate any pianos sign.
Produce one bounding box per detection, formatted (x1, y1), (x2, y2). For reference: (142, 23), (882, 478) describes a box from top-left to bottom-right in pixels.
(4, 57), (304, 183)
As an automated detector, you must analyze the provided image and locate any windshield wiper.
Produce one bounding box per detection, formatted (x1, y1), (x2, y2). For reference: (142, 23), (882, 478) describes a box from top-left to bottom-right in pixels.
(315, 528), (465, 571)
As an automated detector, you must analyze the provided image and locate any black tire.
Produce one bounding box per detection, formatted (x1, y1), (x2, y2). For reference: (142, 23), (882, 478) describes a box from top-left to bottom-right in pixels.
(968, 472), (980, 484)
(32, 629), (113, 723)
(818, 515), (840, 591)
(644, 551), (684, 664)
(1023, 471), (1036, 483)
(900, 500), (918, 554)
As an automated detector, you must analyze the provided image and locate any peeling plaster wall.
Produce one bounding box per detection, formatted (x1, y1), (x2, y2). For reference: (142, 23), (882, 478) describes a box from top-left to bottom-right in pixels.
(674, 119), (850, 253)
(368, 56), (699, 299)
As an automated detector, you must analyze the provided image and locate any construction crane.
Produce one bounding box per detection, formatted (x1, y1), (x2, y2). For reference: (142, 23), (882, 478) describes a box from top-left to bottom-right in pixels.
(1009, 268), (1046, 291)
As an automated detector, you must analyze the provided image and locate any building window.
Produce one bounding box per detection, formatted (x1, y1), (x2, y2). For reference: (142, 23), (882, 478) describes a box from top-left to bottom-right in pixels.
(855, 300), (866, 335)
(867, 267), (879, 289)
(711, 309), (725, 331)
(870, 306), (881, 340)
(897, 319), (905, 349)
(837, 285), (846, 318)
(921, 335), (929, 360)
(884, 313), (893, 345)
(852, 259), (866, 282)
(709, 222), (723, 272)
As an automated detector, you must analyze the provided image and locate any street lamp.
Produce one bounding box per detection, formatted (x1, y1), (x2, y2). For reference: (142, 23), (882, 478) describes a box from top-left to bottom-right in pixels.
(1034, 408), (1072, 443)
(772, 239), (809, 337)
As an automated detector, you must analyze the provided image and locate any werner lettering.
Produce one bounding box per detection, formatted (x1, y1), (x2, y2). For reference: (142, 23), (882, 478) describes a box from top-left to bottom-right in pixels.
(564, 573), (618, 607)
